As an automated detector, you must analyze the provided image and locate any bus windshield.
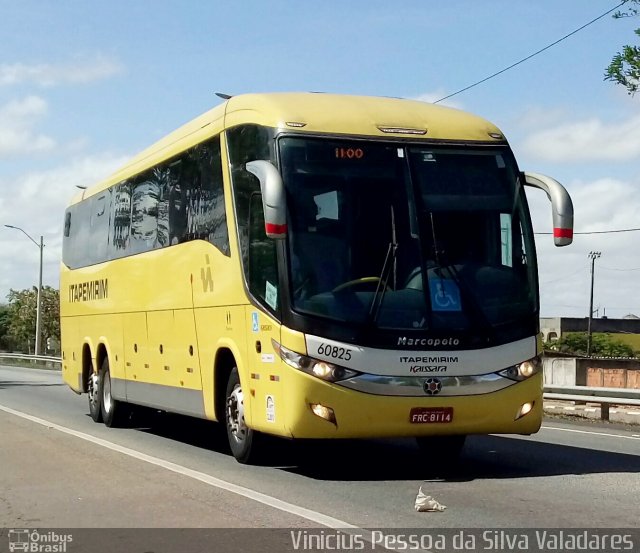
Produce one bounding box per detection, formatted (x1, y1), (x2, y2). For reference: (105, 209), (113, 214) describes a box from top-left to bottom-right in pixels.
(280, 137), (538, 338)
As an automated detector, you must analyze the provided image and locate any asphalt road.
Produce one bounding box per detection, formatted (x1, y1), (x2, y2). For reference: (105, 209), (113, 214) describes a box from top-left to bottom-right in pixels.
(1, 364), (638, 530)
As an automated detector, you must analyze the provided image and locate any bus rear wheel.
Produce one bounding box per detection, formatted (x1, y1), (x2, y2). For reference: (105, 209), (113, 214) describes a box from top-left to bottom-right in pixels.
(100, 358), (130, 428)
(87, 369), (103, 423)
(225, 368), (261, 464)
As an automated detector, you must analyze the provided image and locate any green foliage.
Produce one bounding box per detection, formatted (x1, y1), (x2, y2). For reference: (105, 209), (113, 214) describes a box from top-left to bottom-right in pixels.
(5, 287), (60, 353)
(550, 332), (638, 357)
(605, 1), (640, 95)
(0, 304), (11, 350)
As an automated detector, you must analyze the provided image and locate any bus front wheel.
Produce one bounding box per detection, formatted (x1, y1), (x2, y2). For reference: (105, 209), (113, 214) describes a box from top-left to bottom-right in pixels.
(225, 368), (261, 464)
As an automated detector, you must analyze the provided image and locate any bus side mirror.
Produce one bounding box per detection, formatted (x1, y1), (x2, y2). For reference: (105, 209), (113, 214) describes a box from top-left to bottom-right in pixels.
(523, 172), (574, 247)
(246, 160), (287, 239)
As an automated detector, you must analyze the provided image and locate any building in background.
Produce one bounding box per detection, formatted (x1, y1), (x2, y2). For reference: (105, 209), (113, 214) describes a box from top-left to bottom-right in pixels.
(541, 315), (640, 344)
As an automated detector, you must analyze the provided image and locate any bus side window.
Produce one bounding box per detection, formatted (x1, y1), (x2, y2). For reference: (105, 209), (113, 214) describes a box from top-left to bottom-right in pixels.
(248, 192), (279, 312)
(198, 136), (230, 256)
(111, 182), (132, 257)
(168, 159), (187, 245)
(170, 136), (229, 255)
(64, 211), (71, 237)
(90, 193), (109, 264)
(65, 201), (92, 268)
(131, 178), (161, 253)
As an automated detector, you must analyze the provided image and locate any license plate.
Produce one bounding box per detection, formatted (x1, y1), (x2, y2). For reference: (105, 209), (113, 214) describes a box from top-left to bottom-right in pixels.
(410, 407), (453, 424)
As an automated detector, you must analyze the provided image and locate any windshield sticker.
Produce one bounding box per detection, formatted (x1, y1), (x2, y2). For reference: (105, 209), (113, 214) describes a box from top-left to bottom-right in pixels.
(265, 281), (278, 310)
(252, 312), (259, 332)
(314, 191), (339, 220)
(428, 278), (462, 312)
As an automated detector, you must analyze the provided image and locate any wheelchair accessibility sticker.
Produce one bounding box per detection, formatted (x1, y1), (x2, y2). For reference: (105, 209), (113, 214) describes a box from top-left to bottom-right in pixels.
(252, 312), (259, 332)
(428, 278), (462, 312)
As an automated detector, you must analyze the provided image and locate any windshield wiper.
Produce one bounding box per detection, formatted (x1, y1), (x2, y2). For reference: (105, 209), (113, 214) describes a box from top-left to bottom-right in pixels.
(367, 240), (398, 324)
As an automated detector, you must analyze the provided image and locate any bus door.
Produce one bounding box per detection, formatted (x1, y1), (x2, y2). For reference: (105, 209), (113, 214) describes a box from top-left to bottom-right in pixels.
(244, 191), (284, 432)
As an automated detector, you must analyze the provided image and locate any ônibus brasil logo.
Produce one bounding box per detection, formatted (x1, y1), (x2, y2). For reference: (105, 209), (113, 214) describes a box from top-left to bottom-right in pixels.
(8, 530), (73, 553)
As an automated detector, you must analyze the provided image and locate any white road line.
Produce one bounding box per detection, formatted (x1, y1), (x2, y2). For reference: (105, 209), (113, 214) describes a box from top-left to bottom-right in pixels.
(0, 403), (357, 530)
(541, 425), (640, 441)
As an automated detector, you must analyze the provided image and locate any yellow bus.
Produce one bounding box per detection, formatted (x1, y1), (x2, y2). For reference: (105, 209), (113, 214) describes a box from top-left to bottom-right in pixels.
(60, 93), (573, 463)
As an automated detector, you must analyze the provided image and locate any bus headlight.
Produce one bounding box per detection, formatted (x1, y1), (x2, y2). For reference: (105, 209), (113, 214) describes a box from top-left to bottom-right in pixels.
(272, 340), (360, 383)
(498, 356), (541, 381)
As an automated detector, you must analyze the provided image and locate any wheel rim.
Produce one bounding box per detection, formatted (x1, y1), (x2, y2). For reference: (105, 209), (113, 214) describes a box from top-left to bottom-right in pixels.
(226, 384), (247, 444)
(88, 373), (99, 410)
(102, 371), (112, 414)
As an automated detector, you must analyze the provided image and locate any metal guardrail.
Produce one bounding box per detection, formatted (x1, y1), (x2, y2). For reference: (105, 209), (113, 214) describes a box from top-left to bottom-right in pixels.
(0, 353), (62, 368)
(543, 384), (640, 420)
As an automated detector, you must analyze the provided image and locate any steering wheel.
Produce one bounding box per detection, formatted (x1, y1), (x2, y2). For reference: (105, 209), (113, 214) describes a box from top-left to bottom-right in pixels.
(332, 276), (389, 293)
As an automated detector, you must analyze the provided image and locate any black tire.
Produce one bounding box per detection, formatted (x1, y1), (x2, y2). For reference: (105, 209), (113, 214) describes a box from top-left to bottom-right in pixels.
(225, 367), (261, 464)
(416, 435), (466, 464)
(100, 357), (130, 428)
(87, 367), (103, 423)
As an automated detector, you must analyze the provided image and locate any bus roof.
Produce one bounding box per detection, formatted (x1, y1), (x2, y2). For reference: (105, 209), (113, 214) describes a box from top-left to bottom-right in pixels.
(71, 92), (505, 203)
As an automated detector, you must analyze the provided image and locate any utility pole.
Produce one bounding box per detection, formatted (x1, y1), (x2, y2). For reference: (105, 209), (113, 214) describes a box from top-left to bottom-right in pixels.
(586, 251), (601, 357)
(36, 234), (43, 355)
(4, 225), (45, 355)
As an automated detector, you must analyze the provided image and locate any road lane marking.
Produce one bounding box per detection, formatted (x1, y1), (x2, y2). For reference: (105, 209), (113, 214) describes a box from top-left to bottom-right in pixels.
(0, 403), (358, 529)
(541, 425), (640, 441)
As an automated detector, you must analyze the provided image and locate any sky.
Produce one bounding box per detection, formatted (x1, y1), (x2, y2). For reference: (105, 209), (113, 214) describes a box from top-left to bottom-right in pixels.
(0, 0), (638, 318)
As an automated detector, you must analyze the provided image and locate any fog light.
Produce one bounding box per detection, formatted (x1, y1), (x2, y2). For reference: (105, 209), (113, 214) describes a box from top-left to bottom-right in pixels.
(310, 403), (336, 425)
(515, 401), (534, 420)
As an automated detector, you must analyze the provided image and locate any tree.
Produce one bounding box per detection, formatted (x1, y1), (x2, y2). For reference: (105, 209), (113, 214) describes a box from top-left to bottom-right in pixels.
(0, 304), (12, 351)
(5, 287), (60, 354)
(605, 0), (640, 95)
(551, 332), (637, 357)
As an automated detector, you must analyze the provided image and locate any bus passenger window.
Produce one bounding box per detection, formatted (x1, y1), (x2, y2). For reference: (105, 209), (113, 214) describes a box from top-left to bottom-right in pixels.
(111, 183), (132, 255)
(195, 137), (229, 255)
(90, 193), (110, 264)
(131, 180), (161, 252)
(168, 137), (229, 255)
(64, 211), (71, 237)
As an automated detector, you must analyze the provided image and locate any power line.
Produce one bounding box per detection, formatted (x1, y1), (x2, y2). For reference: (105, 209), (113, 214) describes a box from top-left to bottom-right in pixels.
(535, 227), (640, 235)
(540, 265), (589, 285)
(434, 1), (627, 104)
(600, 265), (640, 272)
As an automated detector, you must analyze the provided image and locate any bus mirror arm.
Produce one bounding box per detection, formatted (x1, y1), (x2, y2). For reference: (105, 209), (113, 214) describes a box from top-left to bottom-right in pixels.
(523, 172), (574, 247)
(246, 160), (287, 239)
